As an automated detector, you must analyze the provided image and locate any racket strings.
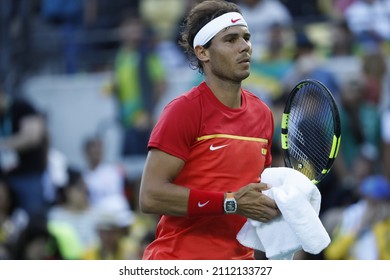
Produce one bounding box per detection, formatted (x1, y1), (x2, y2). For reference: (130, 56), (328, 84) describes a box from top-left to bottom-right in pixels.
(287, 84), (336, 180)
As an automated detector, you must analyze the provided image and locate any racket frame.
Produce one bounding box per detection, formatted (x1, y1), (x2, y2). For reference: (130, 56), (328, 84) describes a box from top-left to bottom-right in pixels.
(280, 79), (341, 184)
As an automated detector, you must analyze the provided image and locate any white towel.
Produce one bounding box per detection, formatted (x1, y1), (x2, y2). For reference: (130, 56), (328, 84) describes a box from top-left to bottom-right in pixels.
(236, 167), (331, 260)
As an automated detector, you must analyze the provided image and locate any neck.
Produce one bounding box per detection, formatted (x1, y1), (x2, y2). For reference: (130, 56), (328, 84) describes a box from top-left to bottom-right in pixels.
(204, 77), (242, 108)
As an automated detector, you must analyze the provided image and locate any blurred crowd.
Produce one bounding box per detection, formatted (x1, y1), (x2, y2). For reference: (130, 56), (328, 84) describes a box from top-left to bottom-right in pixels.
(1, 0), (390, 260)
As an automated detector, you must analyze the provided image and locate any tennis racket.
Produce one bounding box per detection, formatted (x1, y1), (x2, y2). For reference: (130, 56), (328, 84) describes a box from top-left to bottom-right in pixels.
(280, 79), (341, 184)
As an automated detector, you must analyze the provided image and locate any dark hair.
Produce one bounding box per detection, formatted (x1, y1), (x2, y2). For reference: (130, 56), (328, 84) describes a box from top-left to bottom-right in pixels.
(67, 168), (83, 187)
(83, 136), (102, 153)
(179, 0), (241, 74)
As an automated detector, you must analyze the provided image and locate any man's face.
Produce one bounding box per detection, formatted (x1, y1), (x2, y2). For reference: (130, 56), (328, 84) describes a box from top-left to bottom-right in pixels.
(205, 25), (252, 83)
(86, 140), (103, 167)
(119, 18), (145, 48)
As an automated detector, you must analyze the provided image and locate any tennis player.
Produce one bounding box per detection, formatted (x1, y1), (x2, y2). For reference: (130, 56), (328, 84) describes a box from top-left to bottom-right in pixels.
(139, 0), (280, 260)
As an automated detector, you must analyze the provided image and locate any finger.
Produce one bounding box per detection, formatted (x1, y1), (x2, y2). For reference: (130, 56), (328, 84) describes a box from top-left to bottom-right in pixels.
(258, 194), (278, 209)
(253, 183), (270, 192)
(258, 217), (270, 223)
(259, 207), (280, 222)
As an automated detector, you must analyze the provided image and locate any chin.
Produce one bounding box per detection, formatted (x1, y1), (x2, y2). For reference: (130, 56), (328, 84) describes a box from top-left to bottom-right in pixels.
(237, 71), (250, 82)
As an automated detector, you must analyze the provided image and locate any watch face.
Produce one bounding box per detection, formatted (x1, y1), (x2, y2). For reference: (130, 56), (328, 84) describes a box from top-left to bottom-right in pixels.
(225, 200), (236, 212)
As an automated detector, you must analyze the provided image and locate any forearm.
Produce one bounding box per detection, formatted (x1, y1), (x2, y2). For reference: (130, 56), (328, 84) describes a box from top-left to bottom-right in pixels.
(139, 178), (226, 217)
(1, 133), (39, 152)
(139, 149), (279, 221)
(140, 179), (278, 221)
(0, 116), (45, 152)
(139, 180), (191, 216)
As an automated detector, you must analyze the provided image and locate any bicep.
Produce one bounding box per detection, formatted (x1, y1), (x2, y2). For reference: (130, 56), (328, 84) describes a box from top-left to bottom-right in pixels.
(139, 148), (190, 216)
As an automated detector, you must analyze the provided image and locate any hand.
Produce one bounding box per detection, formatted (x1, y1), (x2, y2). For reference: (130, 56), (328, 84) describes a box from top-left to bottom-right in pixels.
(235, 183), (280, 222)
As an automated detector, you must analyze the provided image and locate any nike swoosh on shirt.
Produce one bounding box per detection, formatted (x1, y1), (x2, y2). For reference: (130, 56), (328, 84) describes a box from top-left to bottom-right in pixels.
(231, 18), (241, 23)
(209, 144), (229, 151)
(198, 201), (209, 207)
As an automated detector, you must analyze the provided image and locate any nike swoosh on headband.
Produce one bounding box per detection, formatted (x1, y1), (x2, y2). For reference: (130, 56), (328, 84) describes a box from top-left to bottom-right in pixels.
(193, 12), (248, 48)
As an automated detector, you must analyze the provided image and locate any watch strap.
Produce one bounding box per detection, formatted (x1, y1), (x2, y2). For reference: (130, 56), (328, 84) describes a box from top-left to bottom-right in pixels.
(226, 192), (234, 199)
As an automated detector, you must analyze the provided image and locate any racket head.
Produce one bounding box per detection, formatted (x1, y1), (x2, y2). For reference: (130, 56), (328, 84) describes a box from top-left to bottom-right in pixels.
(281, 79), (341, 184)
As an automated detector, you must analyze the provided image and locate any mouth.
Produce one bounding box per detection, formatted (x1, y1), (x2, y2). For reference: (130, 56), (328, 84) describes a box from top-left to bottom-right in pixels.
(238, 57), (251, 64)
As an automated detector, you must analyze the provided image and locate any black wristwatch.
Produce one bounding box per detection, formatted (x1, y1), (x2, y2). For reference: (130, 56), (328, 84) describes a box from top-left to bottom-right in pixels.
(224, 192), (237, 214)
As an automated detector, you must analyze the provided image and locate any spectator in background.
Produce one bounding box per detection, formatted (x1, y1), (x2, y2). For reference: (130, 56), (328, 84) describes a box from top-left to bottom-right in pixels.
(282, 31), (341, 102)
(139, 0), (187, 42)
(333, 78), (381, 201)
(47, 169), (99, 260)
(0, 81), (50, 218)
(82, 137), (158, 259)
(82, 195), (136, 260)
(322, 19), (360, 83)
(328, 19), (357, 57)
(237, 0), (292, 61)
(112, 10), (166, 156)
(155, 0), (202, 70)
(361, 50), (388, 107)
(344, 0), (390, 52)
(44, 146), (69, 206)
(82, 136), (134, 209)
(323, 175), (390, 259)
(0, 177), (29, 259)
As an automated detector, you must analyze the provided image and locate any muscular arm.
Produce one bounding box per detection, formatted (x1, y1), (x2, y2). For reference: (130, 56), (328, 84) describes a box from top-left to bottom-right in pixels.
(139, 149), (280, 221)
(139, 148), (190, 216)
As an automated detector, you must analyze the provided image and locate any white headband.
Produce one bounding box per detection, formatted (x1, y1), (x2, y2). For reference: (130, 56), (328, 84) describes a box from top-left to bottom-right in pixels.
(193, 12), (248, 49)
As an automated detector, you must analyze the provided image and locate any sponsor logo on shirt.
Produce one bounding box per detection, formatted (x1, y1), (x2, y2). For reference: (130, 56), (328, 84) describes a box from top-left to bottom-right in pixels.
(209, 144), (229, 151)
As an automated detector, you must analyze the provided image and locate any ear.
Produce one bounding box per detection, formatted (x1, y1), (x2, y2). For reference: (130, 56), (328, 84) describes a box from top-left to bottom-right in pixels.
(194, 45), (209, 62)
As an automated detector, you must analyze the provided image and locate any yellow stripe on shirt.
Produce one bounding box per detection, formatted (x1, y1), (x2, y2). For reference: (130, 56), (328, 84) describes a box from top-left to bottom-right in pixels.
(197, 134), (268, 143)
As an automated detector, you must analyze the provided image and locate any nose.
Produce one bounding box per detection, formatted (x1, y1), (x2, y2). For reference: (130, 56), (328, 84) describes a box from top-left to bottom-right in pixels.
(239, 38), (251, 53)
